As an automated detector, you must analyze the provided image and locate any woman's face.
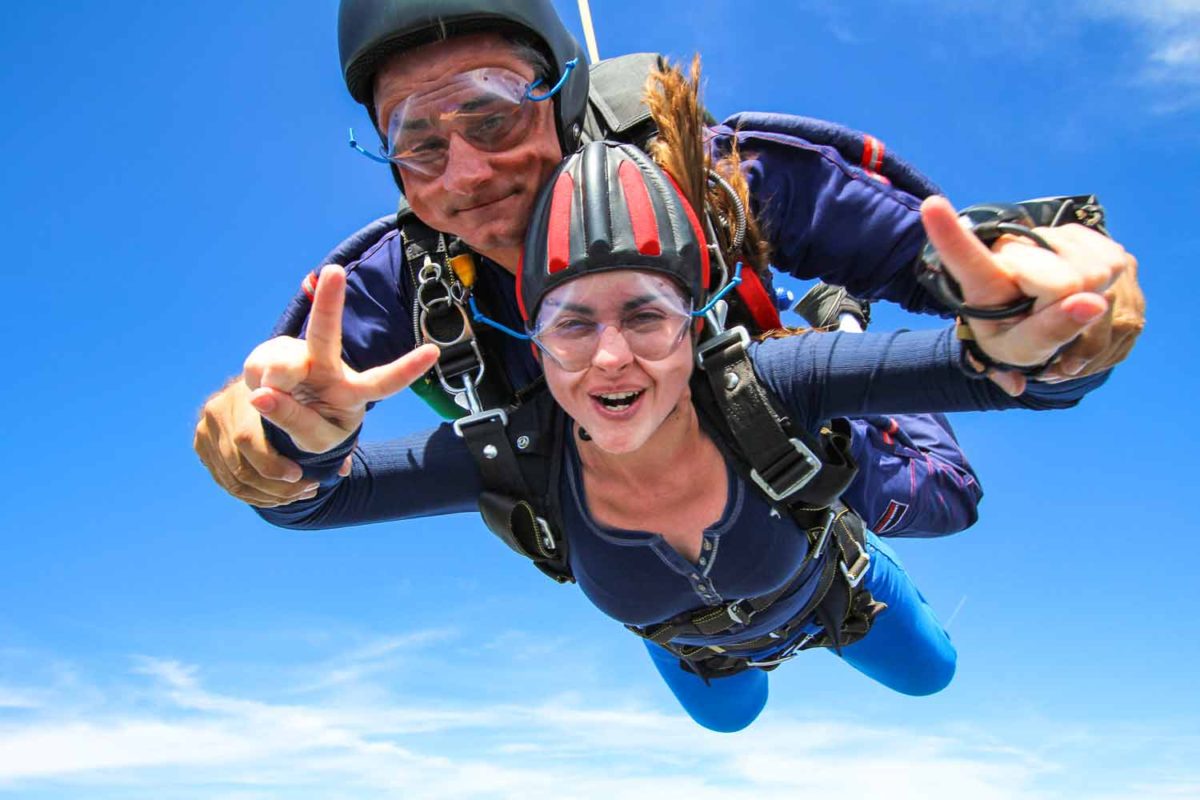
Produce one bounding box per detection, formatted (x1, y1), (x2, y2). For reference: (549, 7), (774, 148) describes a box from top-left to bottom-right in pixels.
(534, 271), (696, 455)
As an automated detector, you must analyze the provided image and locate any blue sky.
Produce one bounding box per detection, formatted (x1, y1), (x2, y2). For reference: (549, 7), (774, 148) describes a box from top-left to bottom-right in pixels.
(1, 1), (1198, 797)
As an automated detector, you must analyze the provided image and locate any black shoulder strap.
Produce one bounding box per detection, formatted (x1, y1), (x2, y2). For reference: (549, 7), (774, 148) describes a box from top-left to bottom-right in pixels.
(472, 385), (574, 584)
(693, 327), (859, 511)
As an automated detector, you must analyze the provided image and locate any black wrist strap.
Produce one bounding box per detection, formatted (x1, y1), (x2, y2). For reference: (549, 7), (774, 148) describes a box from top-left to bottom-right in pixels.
(954, 318), (1058, 379)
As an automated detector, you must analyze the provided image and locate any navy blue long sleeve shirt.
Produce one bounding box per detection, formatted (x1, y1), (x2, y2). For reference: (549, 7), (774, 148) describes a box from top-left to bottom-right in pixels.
(259, 328), (1104, 649)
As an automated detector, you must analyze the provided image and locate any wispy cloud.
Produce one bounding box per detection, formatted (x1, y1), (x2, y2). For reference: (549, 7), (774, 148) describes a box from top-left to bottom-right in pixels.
(813, 0), (1200, 113)
(1, 641), (1197, 799)
(0, 688), (40, 710)
(290, 628), (461, 693)
(1089, 0), (1200, 88)
(1083, 0), (1200, 111)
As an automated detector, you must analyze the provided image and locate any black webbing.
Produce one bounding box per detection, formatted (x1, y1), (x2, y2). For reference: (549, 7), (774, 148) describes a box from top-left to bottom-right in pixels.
(696, 330), (857, 508)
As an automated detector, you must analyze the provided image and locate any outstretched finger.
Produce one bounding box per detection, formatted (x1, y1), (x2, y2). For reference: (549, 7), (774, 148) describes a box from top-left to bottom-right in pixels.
(305, 265), (348, 372)
(353, 343), (441, 403)
(921, 196), (1020, 308)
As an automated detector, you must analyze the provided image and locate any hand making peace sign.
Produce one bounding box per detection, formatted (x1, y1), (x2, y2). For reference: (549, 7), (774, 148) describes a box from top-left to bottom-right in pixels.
(243, 265), (441, 454)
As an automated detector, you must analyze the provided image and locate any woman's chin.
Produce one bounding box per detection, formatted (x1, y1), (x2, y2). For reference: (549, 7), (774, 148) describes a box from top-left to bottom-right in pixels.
(584, 428), (648, 455)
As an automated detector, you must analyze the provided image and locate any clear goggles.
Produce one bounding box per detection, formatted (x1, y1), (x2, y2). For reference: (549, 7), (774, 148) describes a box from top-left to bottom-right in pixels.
(349, 62), (577, 177)
(529, 272), (695, 372)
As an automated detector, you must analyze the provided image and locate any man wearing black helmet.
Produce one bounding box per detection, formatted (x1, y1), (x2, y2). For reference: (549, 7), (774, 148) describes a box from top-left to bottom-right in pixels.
(194, 0), (1143, 512)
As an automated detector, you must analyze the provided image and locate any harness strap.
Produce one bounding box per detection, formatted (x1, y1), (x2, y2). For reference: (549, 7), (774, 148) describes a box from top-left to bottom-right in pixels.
(665, 512), (883, 680)
(628, 510), (864, 647)
(478, 491), (572, 583)
(467, 391), (575, 584)
(696, 327), (858, 507)
(399, 216), (517, 414)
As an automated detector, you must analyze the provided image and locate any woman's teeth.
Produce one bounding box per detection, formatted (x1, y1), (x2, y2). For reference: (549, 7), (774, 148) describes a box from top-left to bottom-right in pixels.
(596, 390), (643, 410)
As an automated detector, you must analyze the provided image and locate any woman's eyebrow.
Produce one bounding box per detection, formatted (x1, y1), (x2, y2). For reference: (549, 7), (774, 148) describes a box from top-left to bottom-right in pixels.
(555, 301), (596, 315)
(621, 294), (663, 312)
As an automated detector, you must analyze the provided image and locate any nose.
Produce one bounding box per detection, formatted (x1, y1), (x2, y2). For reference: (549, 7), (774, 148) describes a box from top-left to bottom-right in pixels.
(590, 325), (634, 371)
(440, 132), (493, 195)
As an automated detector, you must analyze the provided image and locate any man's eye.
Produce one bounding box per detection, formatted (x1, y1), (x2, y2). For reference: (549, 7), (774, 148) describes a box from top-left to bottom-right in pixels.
(396, 137), (447, 161)
(468, 112), (515, 144)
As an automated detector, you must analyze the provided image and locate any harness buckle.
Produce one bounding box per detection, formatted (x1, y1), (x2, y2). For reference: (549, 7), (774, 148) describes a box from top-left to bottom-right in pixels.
(434, 341), (488, 401)
(534, 515), (557, 554)
(749, 437), (822, 502)
(811, 508), (836, 557)
(421, 301), (476, 348)
(695, 326), (750, 369)
(452, 407), (510, 438)
(840, 544), (870, 589)
(745, 631), (817, 668)
(726, 601), (751, 626)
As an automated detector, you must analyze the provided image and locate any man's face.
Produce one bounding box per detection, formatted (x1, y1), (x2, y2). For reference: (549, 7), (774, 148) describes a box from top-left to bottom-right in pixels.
(373, 34), (564, 270)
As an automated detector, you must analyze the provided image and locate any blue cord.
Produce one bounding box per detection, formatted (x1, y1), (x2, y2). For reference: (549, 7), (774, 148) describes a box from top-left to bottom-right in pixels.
(693, 262), (744, 317)
(348, 128), (390, 164)
(469, 296), (532, 340)
(526, 58), (579, 102)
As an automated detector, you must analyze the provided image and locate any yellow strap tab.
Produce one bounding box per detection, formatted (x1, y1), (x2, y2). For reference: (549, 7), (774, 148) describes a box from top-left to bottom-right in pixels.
(448, 252), (477, 288)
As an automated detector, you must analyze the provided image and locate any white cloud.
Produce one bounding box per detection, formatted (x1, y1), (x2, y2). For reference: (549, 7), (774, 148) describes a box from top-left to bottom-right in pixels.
(1082, 0), (1200, 108)
(0, 641), (1197, 799)
(0, 687), (41, 709)
(869, 0), (1200, 112)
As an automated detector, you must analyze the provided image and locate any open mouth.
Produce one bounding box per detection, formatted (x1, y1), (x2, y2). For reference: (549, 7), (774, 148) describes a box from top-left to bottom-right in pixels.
(592, 389), (644, 412)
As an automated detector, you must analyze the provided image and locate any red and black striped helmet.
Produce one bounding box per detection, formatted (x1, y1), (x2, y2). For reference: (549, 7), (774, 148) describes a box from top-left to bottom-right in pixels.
(518, 141), (711, 322)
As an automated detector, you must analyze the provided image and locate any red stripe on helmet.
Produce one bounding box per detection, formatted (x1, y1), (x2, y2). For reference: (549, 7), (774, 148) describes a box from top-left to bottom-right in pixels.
(546, 171), (575, 274)
(618, 160), (662, 255)
(663, 172), (710, 290)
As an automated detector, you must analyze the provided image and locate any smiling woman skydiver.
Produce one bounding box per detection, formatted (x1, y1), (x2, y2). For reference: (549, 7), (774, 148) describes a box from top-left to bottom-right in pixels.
(247, 62), (1127, 733)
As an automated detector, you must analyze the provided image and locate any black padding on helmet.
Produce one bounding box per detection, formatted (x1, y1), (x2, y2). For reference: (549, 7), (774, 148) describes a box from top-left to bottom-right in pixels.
(338, 0), (589, 148)
(520, 141), (709, 321)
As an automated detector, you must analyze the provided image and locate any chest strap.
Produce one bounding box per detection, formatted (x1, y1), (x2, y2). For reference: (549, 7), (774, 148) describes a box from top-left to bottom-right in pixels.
(646, 511), (884, 682)
(628, 506), (866, 646)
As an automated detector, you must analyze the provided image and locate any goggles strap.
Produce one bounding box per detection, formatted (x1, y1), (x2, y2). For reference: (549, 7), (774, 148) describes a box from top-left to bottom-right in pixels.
(469, 296), (533, 340)
(348, 127), (390, 164)
(693, 262), (744, 317)
(526, 58), (579, 102)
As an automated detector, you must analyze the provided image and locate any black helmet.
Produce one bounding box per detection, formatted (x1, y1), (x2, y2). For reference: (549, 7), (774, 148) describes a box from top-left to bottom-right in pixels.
(338, 0), (589, 149)
(518, 141), (711, 321)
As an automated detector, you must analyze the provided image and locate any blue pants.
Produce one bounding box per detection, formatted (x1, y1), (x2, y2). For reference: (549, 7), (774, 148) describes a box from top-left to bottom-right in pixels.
(644, 533), (956, 732)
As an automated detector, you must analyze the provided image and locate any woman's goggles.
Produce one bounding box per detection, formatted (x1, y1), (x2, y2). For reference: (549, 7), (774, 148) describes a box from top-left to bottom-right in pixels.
(529, 273), (694, 372)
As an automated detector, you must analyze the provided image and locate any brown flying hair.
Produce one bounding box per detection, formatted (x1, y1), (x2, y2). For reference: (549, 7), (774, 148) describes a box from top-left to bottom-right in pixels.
(643, 56), (771, 282)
